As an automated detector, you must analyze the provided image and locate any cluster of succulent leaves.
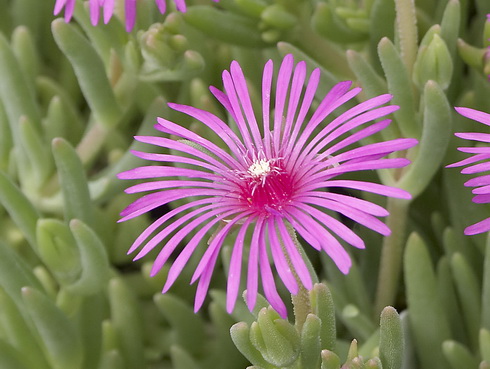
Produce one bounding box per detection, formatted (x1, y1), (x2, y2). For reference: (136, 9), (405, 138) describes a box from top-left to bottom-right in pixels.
(1, 0), (490, 368)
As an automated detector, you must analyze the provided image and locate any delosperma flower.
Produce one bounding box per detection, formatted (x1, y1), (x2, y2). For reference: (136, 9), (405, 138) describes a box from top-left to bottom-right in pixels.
(118, 54), (417, 317)
(54, 0), (219, 31)
(447, 107), (490, 235)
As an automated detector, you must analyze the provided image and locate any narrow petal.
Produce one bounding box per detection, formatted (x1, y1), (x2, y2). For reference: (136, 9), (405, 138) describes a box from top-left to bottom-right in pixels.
(465, 217), (490, 235)
(246, 217), (264, 311)
(125, 0), (137, 32)
(226, 219), (253, 314)
(277, 218), (313, 289)
(456, 107), (490, 126)
(267, 217), (299, 294)
(258, 234), (288, 318)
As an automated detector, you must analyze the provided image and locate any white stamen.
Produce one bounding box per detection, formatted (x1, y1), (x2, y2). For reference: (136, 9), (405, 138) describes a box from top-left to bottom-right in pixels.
(248, 159), (271, 178)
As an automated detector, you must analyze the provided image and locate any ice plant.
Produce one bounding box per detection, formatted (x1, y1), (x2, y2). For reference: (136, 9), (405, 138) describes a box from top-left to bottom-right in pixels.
(447, 107), (490, 235)
(54, 0), (219, 31)
(118, 54), (417, 318)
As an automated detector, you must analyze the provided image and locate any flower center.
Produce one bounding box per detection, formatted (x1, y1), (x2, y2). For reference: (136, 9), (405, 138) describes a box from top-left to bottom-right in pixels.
(239, 159), (294, 214)
(247, 159), (271, 178)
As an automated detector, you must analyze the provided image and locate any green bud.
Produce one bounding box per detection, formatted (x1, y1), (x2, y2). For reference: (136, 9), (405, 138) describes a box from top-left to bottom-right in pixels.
(261, 4), (296, 30)
(413, 34), (453, 90)
(346, 339), (359, 361)
(379, 306), (403, 369)
(140, 23), (178, 68)
(442, 340), (479, 369)
(321, 349), (341, 369)
(22, 287), (83, 369)
(249, 307), (300, 367)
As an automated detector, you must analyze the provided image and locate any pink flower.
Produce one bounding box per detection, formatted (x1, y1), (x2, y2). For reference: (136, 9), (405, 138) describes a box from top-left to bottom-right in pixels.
(118, 54), (417, 317)
(447, 107), (490, 235)
(54, 0), (219, 31)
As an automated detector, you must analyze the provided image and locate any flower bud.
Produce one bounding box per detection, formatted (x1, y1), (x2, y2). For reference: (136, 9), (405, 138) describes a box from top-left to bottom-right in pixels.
(413, 34), (453, 90)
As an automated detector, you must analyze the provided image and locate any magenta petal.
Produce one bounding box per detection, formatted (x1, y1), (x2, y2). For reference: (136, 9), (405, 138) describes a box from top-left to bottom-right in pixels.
(456, 107), (490, 126)
(465, 217), (490, 235)
(226, 219), (252, 314)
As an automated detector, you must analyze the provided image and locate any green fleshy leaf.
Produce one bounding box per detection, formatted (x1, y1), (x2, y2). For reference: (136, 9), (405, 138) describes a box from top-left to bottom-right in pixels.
(397, 80), (451, 197)
(209, 301), (250, 369)
(369, 0), (395, 70)
(154, 293), (206, 356)
(379, 306), (403, 369)
(184, 6), (265, 48)
(0, 340), (31, 369)
(0, 171), (40, 248)
(230, 322), (273, 369)
(436, 257), (468, 344)
(11, 26), (39, 90)
(250, 308), (300, 367)
(170, 345), (202, 369)
(235, 0), (268, 18)
(0, 102), (12, 170)
(67, 219), (110, 295)
(52, 138), (94, 227)
(19, 115), (53, 186)
(442, 340), (479, 369)
(341, 304), (377, 342)
(261, 4), (297, 30)
(0, 241), (41, 307)
(377, 37), (419, 139)
(0, 287), (50, 369)
(404, 232), (451, 369)
(51, 19), (122, 129)
(108, 278), (144, 369)
(0, 33), (41, 136)
(440, 0), (460, 56)
(310, 283), (336, 352)
(276, 42), (339, 99)
(300, 314), (322, 369)
(480, 329), (490, 363)
(22, 287), (83, 369)
(450, 252), (481, 350)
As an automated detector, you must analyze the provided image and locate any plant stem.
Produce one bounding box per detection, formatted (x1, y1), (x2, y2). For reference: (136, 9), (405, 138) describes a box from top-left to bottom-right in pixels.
(374, 197), (410, 315)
